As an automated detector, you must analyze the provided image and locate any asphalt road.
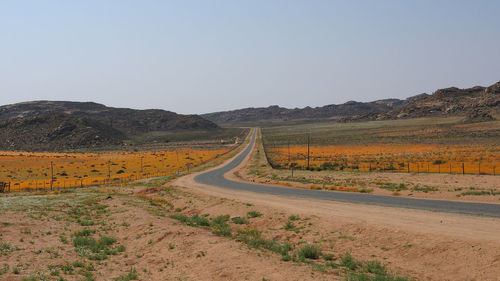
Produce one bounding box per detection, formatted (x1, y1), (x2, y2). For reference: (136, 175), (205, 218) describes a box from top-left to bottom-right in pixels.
(195, 131), (500, 218)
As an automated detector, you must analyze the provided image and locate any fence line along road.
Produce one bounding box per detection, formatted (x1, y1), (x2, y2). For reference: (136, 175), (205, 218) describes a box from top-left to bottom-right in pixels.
(195, 130), (500, 218)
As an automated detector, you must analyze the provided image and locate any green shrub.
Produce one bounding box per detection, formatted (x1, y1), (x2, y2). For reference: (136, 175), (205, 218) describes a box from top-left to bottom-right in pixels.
(212, 215), (230, 225)
(297, 244), (321, 259)
(340, 252), (360, 270)
(0, 264), (9, 275)
(169, 214), (211, 227)
(73, 232), (119, 260)
(237, 229), (291, 256)
(363, 260), (387, 275)
(72, 261), (85, 268)
(189, 215), (210, 227)
(169, 213), (188, 222)
(247, 211), (262, 218)
(284, 221), (296, 231)
(378, 183), (407, 192)
(210, 215), (231, 237)
(323, 253), (334, 261)
(78, 220), (95, 226)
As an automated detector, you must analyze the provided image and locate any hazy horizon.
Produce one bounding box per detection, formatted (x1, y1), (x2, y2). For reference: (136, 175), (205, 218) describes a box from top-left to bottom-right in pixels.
(1, 1), (499, 114)
(1, 77), (499, 114)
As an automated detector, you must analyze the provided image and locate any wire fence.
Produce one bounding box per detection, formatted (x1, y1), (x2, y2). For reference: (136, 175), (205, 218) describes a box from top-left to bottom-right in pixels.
(0, 170), (183, 193)
(264, 145), (500, 176)
(0, 149), (238, 193)
(267, 158), (498, 175)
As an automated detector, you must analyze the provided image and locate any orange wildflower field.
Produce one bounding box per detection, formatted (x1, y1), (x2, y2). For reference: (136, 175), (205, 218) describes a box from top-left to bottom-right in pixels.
(0, 147), (230, 191)
(266, 144), (500, 175)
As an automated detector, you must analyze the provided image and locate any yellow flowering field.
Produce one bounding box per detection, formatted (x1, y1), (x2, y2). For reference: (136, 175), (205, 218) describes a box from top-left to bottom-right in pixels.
(0, 148), (229, 191)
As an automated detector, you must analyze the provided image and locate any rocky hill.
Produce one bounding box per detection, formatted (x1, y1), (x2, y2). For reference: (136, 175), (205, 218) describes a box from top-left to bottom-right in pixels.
(343, 81), (500, 122)
(0, 113), (125, 151)
(202, 99), (407, 125)
(0, 101), (219, 151)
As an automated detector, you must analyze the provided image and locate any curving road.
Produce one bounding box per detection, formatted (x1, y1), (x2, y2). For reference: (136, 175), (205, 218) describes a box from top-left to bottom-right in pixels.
(195, 130), (500, 218)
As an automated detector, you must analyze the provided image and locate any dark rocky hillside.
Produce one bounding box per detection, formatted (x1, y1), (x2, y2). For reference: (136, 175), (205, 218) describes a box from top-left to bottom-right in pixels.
(0, 113), (125, 151)
(344, 81), (500, 122)
(0, 101), (218, 135)
(0, 101), (220, 151)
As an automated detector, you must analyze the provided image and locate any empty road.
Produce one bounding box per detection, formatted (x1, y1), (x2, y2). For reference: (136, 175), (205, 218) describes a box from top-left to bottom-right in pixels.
(195, 131), (500, 218)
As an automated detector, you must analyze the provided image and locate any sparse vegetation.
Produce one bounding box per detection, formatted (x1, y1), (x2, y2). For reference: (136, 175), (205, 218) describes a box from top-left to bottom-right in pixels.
(0, 264), (9, 275)
(284, 220), (298, 232)
(231, 216), (249, 224)
(457, 190), (500, 197)
(377, 183), (408, 192)
(0, 242), (18, 256)
(73, 232), (121, 260)
(247, 211), (263, 218)
(297, 244), (321, 260)
(113, 269), (138, 281)
(236, 229), (291, 256)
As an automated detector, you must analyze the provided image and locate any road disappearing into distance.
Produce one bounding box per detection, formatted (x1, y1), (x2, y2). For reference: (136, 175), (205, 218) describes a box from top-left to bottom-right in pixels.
(195, 130), (500, 218)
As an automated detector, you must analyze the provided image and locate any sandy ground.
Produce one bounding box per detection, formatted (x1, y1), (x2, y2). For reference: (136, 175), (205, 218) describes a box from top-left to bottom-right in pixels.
(2, 184), (499, 281)
(0, 189), (336, 281)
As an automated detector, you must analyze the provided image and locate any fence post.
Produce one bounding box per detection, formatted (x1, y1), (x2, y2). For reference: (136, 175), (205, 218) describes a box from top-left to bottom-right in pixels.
(462, 162), (465, 175)
(407, 162), (410, 173)
(50, 161), (54, 191)
(306, 133), (310, 170)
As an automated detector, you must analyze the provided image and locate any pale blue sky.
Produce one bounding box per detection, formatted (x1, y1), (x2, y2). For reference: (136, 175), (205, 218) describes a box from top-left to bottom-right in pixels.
(1, 0), (499, 114)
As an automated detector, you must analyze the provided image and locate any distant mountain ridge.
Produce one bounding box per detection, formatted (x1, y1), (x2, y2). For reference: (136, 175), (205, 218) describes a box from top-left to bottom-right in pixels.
(1, 81), (497, 150)
(0, 101), (219, 151)
(202, 98), (407, 125)
(203, 81), (500, 125)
